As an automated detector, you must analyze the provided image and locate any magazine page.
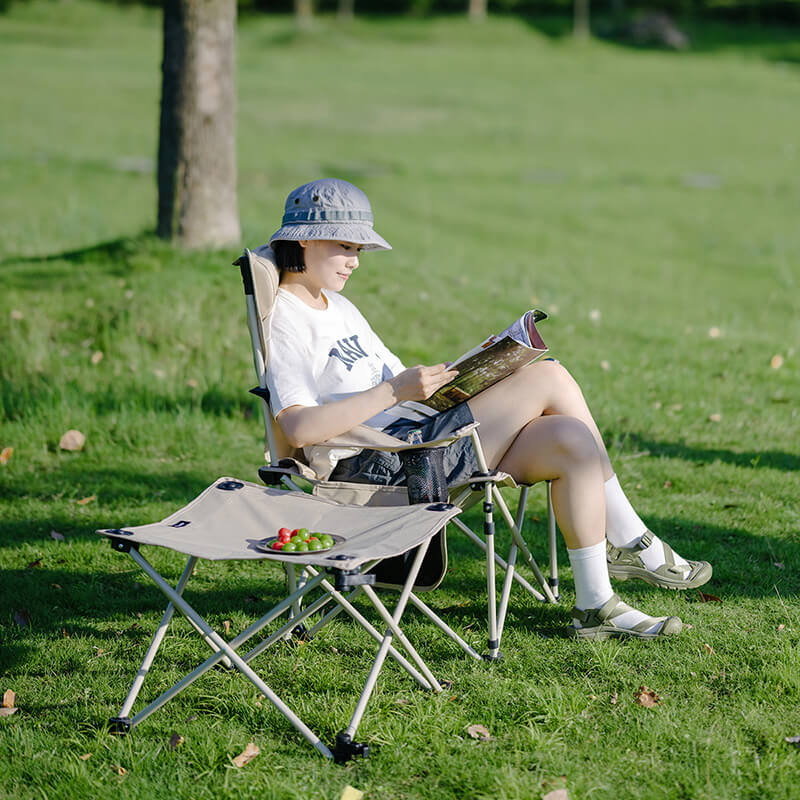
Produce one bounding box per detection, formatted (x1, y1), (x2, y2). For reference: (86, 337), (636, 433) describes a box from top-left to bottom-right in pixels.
(450, 309), (548, 368)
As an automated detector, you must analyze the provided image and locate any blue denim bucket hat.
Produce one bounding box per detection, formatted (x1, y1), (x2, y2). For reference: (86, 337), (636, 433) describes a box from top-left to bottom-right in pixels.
(269, 178), (391, 252)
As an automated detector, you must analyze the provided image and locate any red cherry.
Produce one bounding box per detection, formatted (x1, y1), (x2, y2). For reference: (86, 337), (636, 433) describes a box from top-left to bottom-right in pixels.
(291, 529), (299, 536)
(278, 527), (292, 537)
(278, 531), (291, 543)
(271, 541), (284, 551)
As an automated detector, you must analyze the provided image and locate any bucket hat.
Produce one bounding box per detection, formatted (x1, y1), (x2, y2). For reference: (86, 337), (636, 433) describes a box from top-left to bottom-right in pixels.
(269, 178), (391, 251)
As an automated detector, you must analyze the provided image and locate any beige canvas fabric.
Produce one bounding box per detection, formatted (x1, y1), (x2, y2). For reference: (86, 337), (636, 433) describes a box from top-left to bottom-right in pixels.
(97, 477), (461, 572)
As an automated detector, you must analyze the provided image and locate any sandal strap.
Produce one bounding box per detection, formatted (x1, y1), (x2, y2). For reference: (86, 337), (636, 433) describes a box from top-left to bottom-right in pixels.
(606, 530), (654, 565)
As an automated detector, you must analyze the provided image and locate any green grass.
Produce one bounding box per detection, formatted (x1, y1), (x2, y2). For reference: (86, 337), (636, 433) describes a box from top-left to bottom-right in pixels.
(1, 3), (799, 798)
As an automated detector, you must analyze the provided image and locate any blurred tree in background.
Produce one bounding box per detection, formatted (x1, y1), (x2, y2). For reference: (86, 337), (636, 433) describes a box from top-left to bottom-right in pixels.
(158, 0), (241, 248)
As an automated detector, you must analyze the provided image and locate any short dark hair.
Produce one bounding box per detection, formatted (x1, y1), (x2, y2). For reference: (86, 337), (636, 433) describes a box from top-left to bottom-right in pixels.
(272, 240), (306, 273)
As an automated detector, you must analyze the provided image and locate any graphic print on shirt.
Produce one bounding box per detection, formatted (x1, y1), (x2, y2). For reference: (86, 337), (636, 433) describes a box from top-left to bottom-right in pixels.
(328, 334), (369, 372)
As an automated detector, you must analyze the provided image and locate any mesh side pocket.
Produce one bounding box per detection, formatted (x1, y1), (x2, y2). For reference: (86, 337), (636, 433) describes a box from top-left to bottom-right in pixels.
(399, 447), (448, 504)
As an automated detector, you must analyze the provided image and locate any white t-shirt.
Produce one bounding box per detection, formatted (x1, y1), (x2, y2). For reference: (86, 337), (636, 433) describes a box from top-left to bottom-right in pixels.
(266, 288), (410, 430)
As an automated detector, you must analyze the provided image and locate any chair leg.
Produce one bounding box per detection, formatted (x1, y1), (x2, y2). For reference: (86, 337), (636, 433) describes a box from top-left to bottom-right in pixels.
(483, 483), (501, 660)
(127, 548), (333, 758)
(336, 540), (433, 762)
(547, 480), (560, 600)
(450, 516), (546, 601)
(113, 555), (198, 726)
(496, 487), (528, 645)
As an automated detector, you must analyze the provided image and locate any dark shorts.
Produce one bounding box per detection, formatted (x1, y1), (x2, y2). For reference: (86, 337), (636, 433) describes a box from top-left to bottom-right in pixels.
(329, 401), (479, 488)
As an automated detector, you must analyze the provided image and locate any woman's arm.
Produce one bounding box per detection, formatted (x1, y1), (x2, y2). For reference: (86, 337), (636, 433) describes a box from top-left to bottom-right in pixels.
(276, 363), (458, 449)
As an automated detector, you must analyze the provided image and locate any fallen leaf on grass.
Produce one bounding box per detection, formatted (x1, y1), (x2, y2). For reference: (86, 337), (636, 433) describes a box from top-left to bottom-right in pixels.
(610, 692), (618, 705)
(76, 495), (96, 506)
(466, 724), (492, 741)
(223, 619), (231, 637)
(3, 690), (16, 709)
(90, 351), (104, 365)
(10, 310), (24, 320)
(27, 558), (42, 569)
(785, 736), (800, 749)
(663, 480), (673, 489)
(543, 790), (569, 800)
(78, 753), (92, 761)
(778, 624), (786, 633)
(394, 698), (410, 706)
(339, 787), (364, 800)
(50, 530), (65, 541)
(703, 643), (715, 655)
(770, 354), (784, 369)
(708, 327), (721, 339)
(709, 413), (722, 423)
(440, 679), (454, 690)
(634, 686), (661, 708)
(59, 430), (86, 451)
(13, 609), (31, 628)
(698, 590), (722, 604)
(0, 707), (18, 717)
(168, 732), (184, 750)
(0, 447), (13, 465)
(232, 741), (260, 767)
(111, 765), (126, 776)
(600, 360), (610, 371)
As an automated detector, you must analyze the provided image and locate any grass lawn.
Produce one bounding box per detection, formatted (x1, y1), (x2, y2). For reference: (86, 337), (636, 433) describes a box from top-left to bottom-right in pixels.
(1, 3), (799, 798)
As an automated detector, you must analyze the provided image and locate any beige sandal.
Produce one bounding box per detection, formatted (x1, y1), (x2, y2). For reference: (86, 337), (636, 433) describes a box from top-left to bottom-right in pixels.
(572, 593), (683, 640)
(606, 531), (712, 590)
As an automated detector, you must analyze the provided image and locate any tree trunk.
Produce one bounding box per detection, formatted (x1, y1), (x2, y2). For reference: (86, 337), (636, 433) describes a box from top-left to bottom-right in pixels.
(468, 0), (487, 21)
(573, 0), (590, 39)
(157, 0), (240, 248)
(337, 0), (354, 21)
(295, 0), (313, 31)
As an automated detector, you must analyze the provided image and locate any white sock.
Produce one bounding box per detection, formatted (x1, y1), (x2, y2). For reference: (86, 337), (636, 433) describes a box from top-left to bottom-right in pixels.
(568, 541), (614, 611)
(569, 541), (662, 634)
(604, 474), (647, 547)
(604, 475), (690, 577)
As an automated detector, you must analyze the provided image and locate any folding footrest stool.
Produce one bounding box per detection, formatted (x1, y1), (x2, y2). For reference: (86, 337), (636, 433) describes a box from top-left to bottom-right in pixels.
(99, 477), (472, 761)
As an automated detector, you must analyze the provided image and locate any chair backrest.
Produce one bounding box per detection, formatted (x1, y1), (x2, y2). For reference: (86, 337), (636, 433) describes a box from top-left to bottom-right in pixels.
(234, 246), (299, 465)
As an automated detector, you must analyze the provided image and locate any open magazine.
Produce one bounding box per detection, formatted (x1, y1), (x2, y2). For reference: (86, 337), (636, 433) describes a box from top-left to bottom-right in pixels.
(400, 309), (549, 416)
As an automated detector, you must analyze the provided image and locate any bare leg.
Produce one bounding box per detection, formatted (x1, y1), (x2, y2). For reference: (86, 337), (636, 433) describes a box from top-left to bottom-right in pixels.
(473, 414), (606, 550)
(466, 364), (684, 636)
(468, 359), (613, 480)
(468, 359), (709, 591)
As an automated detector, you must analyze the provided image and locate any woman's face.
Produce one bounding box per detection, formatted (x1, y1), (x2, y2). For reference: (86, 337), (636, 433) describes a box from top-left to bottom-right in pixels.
(298, 239), (362, 293)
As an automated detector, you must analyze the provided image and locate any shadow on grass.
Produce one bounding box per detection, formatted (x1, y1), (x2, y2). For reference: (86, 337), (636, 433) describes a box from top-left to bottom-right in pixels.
(0, 232), (237, 290)
(615, 431), (800, 472)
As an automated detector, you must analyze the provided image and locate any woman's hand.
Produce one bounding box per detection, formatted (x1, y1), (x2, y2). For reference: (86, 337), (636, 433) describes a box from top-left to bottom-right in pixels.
(388, 363), (459, 403)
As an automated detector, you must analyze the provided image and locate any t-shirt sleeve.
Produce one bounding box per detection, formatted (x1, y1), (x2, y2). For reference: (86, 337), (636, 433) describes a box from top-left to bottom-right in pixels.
(266, 318), (319, 417)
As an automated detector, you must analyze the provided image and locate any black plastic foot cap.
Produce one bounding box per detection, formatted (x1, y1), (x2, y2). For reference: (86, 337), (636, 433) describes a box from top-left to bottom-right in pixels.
(108, 716), (132, 735)
(482, 651), (504, 662)
(332, 732), (370, 763)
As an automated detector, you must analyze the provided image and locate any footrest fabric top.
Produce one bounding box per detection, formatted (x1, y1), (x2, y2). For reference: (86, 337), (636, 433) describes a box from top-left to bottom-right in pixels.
(96, 477), (462, 571)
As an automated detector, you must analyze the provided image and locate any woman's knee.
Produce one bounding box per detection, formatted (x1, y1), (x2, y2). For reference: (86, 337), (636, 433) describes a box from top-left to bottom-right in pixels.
(547, 416), (600, 466)
(519, 359), (576, 391)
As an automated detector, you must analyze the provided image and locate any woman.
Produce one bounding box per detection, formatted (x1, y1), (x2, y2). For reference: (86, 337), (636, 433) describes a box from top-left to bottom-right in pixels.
(265, 178), (712, 640)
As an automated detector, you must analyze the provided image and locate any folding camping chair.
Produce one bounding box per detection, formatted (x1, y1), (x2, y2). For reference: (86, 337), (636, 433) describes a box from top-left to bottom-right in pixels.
(236, 246), (561, 661)
(100, 472), (480, 761)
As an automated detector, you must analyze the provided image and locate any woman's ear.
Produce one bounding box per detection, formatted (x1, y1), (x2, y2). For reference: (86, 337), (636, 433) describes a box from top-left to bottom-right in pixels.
(298, 240), (307, 249)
